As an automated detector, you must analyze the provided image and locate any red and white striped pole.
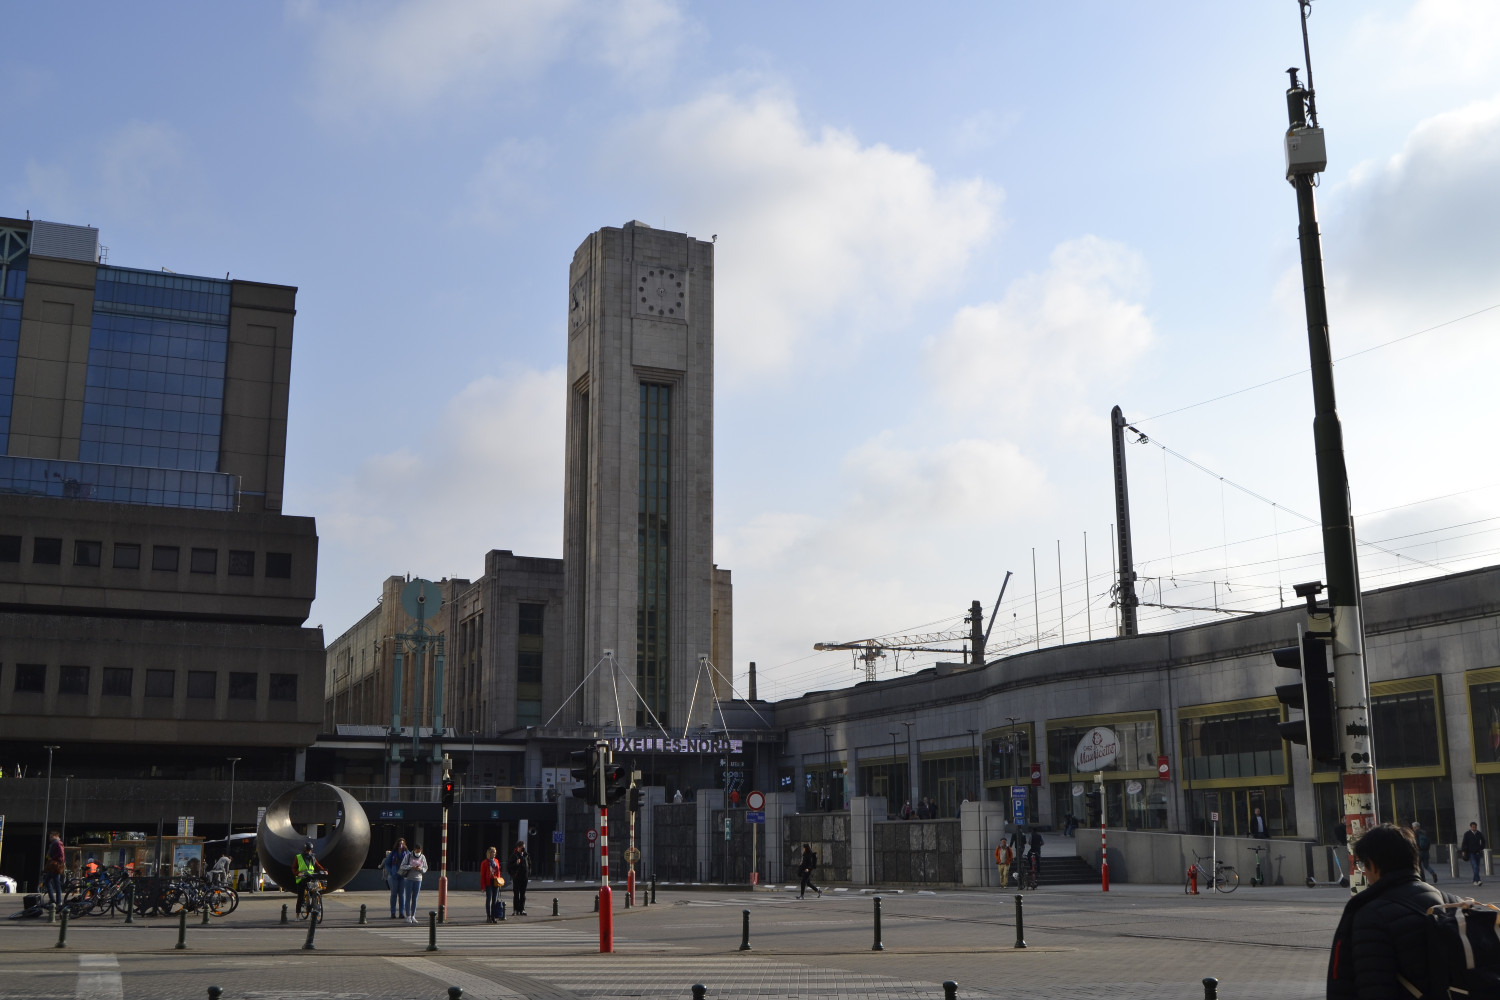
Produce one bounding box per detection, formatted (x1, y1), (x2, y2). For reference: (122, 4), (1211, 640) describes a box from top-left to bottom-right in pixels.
(1097, 773), (1109, 891)
(598, 803), (613, 952)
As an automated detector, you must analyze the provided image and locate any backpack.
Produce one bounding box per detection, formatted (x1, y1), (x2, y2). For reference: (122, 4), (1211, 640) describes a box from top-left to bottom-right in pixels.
(1396, 899), (1500, 999)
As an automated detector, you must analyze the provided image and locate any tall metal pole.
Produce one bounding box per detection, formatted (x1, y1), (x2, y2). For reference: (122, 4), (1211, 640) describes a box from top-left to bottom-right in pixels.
(1284, 56), (1376, 848)
(1111, 406), (1140, 636)
(40, 745), (58, 885)
(968, 600), (985, 666)
(226, 758), (240, 837)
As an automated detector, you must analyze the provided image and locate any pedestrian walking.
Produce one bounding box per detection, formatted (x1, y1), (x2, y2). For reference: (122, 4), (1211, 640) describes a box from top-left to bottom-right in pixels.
(382, 838), (409, 918)
(508, 841), (530, 916)
(1461, 821), (1487, 886)
(1412, 822), (1438, 883)
(41, 830), (64, 909)
(995, 840), (1013, 888)
(481, 846), (505, 922)
(1251, 807), (1269, 839)
(399, 844), (427, 923)
(1327, 823), (1459, 999)
(797, 843), (822, 898)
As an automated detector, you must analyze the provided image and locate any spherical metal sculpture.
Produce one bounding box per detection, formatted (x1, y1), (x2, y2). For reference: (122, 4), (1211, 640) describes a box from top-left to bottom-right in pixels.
(256, 782), (370, 891)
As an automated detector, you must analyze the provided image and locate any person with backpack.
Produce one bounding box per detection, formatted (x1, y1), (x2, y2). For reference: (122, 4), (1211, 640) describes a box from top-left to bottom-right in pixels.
(797, 843), (822, 899)
(382, 838), (409, 919)
(1462, 822), (1487, 887)
(1326, 823), (1462, 999)
(1412, 822), (1439, 883)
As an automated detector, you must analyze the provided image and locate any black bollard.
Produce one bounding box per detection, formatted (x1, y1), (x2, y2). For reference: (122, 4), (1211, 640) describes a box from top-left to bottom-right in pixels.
(872, 895), (884, 952)
(280, 903), (288, 925)
(739, 909), (751, 951)
(55, 908), (69, 949)
(124, 882), (135, 924)
(1203, 978), (1219, 1000)
(593, 892), (600, 913)
(359, 903), (367, 925)
(552, 897), (559, 916)
(439, 903), (446, 925)
(208, 988), (223, 1000)
(427, 910), (439, 952)
(943, 982), (958, 1000)
(448, 989), (463, 1000)
(692, 986), (706, 1000)
(625, 889), (631, 909)
(652, 874), (657, 904)
(201, 904), (210, 925)
(1014, 894), (1027, 949)
(176, 907), (188, 950)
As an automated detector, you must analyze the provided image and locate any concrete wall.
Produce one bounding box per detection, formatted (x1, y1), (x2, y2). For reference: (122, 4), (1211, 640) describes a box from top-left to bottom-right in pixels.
(783, 811), (851, 883)
(7, 255), (96, 459)
(873, 817), (960, 884)
(651, 800), (696, 881)
(1073, 828), (1338, 887)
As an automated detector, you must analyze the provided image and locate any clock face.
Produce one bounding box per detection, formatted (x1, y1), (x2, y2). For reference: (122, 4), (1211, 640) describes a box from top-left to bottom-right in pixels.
(634, 266), (688, 321)
(570, 272), (591, 332)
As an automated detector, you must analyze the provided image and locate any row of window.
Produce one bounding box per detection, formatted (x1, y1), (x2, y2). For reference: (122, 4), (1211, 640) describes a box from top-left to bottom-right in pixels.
(10, 663), (298, 701)
(0, 535), (292, 578)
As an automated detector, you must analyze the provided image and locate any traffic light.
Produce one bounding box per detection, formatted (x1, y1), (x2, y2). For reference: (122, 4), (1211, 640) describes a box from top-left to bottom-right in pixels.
(603, 760), (630, 805)
(1275, 631), (1338, 766)
(627, 785), (643, 814)
(570, 746), (600, 806)
(441, 777), (455, 807)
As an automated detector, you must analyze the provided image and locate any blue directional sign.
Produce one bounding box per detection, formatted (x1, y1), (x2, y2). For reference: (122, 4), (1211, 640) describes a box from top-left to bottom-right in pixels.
(1011, 786), (1027, 823)
(552, 830), (565, 844)
(746, 810), (765, 824)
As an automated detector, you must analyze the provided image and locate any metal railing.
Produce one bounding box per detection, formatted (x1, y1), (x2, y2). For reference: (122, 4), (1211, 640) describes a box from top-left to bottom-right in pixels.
(340, 785), (552, 804)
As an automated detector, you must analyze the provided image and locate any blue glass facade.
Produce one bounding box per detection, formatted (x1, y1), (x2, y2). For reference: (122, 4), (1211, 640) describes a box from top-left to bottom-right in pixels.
(0, 456), (236, 510)
(0, 225), (27, 452)
(78, 267), (230, 473)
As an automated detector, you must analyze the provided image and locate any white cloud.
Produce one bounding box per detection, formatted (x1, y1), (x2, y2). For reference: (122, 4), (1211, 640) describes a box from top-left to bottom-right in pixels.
(459, 137), (551, 230)
(316, 367), (565, 626)
(297, 0), (686, 119)
(606, 89), (1002, 375)
(1350, 0), (1500, 92)
(926, 236), (1153, 423)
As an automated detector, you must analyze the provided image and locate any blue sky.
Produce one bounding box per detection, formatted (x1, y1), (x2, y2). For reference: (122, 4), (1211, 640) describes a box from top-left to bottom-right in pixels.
(8, 1), (1500, 701)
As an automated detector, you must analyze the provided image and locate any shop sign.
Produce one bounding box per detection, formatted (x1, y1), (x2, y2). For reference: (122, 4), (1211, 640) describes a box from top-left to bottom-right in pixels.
(1125, 780), (1143, 795)
(1072, 726), (1120, 772)
(378, 809), (404, 820)
(610, 736), (743, 755)
(1157, 754), (1171, 781)
(1071, 783), (1084, 797)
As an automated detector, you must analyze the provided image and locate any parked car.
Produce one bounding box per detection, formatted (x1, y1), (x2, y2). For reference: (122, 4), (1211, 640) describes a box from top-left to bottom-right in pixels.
(0, 874), (18, 893)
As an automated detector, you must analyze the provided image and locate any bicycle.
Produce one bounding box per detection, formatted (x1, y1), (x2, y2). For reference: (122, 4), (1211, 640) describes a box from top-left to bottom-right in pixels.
(1185, 852), (1239, 893)
(1012, 852), (1040, 891)
(296, 876), (326, 922)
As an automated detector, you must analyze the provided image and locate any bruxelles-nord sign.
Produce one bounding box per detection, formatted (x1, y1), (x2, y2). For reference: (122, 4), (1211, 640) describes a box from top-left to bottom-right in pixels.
(609, 736), (744, 754)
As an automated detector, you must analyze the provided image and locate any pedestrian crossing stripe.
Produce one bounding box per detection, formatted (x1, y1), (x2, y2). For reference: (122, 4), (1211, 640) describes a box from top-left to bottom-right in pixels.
(482, 956), (962, 994)
(362, 925), (673, 950)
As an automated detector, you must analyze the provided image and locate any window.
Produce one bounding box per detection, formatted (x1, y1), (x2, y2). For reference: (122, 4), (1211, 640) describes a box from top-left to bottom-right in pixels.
(74, 540), (102, 567)
(229, 671), (257, 700)
(0, 534), (21, 561)
(1372, 687), (1442, 770)
(518, 603), (544, 726)
(14, 663), (46, 693)
(33, 537), (62, 564)
(152, 545), (179, 572)
(58, 665), (89, 695)
(1179, 706), (1286, 782)
(190, 548), (217, 574)
(113, 543), (141, 569)
(144, 668), (175, 698)
(102, 666), (133, 697)
(228, 550), (255, 577)
(636, 383), (671, 727)
(265, 551), (292, 578)
(187, 670), (216, 698)
(269, 673), (298, 701)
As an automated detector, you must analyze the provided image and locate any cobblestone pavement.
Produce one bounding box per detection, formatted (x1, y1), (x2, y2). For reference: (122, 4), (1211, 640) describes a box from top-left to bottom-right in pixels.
(0, 881), (1368, 999)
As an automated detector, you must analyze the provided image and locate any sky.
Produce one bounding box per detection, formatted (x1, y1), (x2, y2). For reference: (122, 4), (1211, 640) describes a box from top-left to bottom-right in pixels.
(7, 1), (1500, 703)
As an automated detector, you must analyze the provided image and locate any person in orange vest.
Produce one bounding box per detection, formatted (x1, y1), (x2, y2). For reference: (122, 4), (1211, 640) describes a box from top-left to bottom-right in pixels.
(995, 840), (1014, 887)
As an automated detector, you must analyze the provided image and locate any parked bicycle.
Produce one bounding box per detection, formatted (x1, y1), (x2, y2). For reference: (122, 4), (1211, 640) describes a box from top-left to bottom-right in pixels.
(1012, 852), (1040, 891)
(1185, 852), (1239, 893)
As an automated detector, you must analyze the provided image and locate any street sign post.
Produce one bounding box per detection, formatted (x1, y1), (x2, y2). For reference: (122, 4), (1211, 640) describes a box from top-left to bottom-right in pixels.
(1010, 786), (1027, 824)
(746, 790), (765, 888)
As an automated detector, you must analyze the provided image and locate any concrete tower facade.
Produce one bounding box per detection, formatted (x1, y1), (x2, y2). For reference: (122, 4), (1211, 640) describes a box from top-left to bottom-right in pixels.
(563, 222), (718, 731)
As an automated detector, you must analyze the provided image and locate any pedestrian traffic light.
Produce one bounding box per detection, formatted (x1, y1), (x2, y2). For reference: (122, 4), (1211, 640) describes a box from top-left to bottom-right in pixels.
(627, 785), (643, 814)
(1275, 631), (1338, 766)
(603, 760), (630, 805)
(570, 746), (600, 806)
(441, 777), (455, 807)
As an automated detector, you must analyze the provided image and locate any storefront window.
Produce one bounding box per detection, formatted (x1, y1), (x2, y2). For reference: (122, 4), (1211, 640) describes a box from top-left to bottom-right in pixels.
(984, 725), (1033, 784)
(1470, 679), (1500, 767)
(803, 763), (846, 812)
(1179, 707), (1285, 782)
(1056, 777), (1169, 830)
(856, 759), (909, 814)
(1372, 686), (1442, 770)
(919, 754), (979, 818)
(1184, 786), (1296, 838)
(1378, 777), (1455, 843)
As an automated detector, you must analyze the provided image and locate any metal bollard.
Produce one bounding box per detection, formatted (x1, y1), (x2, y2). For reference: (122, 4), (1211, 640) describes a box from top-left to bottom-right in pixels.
(943, 982), (958, 1000)
(593, 892), (600, 913)
(176, 907), (188, 950)
(625, 889), (631, 909)
(739, 909), (751, 951)
(427, 910), (439, 952)
(1203, 978), (1218, 1000)
(359, 903), (367, 925)
(552, 897), (559, 916)
(50, 901), (57, 924)
(124, 882), (135, 923)
(448, 989), (463, 1000)
(280, 903), (288, 925)
(692, 986), (706, 1000)
(201, 904), (210, 925)
(1014, 894), (1027, 949)
(208, 988), (223, 1000)
(55, 908), (69, 949)
(872, 895), (884, 952)
(652, 874), (657, 904)
(302, 912), (318, 951)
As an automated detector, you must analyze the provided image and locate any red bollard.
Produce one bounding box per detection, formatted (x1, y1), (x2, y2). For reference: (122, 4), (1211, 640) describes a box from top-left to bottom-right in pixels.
(1101, 825), (1110, 892)
(598, 885), (613, 953)
(1188, 864), (1199, 895)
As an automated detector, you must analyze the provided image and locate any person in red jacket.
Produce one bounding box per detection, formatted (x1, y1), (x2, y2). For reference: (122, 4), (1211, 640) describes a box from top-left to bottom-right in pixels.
(480, 847), (505, 923)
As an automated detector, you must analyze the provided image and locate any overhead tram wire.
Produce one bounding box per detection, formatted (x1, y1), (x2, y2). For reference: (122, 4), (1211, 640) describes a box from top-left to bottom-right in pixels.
(1134, 301), (1500, 424)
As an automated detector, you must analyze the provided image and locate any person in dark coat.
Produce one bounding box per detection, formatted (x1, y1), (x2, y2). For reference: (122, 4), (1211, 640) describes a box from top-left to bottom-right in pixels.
(507, 841), (530, 916)
(1461, 821), (1487, 886)
(796, 843), (822, 899)
(1327, 823), (1460, 1000)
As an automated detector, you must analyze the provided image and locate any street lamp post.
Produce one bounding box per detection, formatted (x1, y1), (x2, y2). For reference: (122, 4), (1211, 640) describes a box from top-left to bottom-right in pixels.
(819, 727), (832, 811)
(902, 722), (915, 806)
(226, 758), (241, 838)
(967, 729), (979, 806)
(40, 745), (59, 887)
(889, 732), (901, 814)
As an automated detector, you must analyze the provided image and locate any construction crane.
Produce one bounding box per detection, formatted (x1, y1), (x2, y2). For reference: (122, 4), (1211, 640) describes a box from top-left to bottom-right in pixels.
(814, 574), (1012, 683)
